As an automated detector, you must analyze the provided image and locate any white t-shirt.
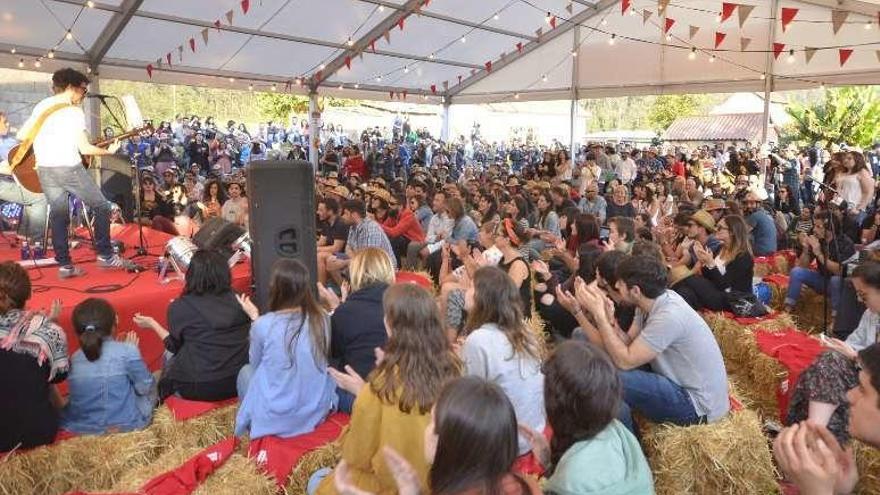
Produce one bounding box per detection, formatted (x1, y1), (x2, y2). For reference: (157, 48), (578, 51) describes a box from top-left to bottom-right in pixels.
(28, 95), (85, 168)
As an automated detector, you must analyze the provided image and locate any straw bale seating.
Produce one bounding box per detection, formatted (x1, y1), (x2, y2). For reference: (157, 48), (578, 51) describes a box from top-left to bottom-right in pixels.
(0, 428), (159, 495)
(148, 401), (238, 454)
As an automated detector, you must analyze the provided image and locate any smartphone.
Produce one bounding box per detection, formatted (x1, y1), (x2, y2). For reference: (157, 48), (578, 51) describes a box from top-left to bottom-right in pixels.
(334, 253), (349, 261)
(599, 227), (610, 241)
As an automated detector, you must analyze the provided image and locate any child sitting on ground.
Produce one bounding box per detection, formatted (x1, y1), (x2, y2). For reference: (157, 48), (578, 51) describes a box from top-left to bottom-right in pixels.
(61, 298), (156, 434)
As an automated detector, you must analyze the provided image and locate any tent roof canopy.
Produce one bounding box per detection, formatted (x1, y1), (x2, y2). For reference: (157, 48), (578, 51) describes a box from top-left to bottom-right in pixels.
(0, 0), (878, 104)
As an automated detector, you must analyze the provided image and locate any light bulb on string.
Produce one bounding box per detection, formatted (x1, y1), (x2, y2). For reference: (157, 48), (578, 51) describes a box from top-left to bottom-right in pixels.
(34, 58), (41, 68)
(86, 0), (95, 7)
(66, 30), (73, 40)
(248, 84), (253, 91)
(403, 66), (409, 73)
(271, 84), (277, 91)
(865, 21), (873, 30)
(541, 74), (548, 82)
(608, 34), (616, 45)
(228, 77), (235, 83)
(86, 66), (92, 74)
(460, 36), (466, 43)
(601, 18), (607, 26)
(715, 13), (722, 23)
(338, 84), (343, 90)
(545, 12), (552, 24)
(787, 49), (795, 64)
(493, 13), (499, 20)
(354, 83), (359, 89)
(709, 54), (716, 63)
(689, 47), (696, 60)
(820, 82), (826, 89)
(319, 63), (326, 70)
(571, 49), (578, 57)
(514, 93), (520, 99)
(346, 37), (354, 47)
(17, 59), (24, 68)
(665, 34), (672, 41)
(47, 50), (55, 59)
(9, 47), (15, 54)
(760, 73), (766, 80)
(429, 53), (435, 59)
(378, 5), (384, 12)
(375, 75), (382, 82)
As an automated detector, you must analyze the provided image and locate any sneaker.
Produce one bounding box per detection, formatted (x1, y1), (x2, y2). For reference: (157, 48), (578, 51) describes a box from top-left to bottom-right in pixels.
(97, 254), (138, 271)
(59, 265), (85, 279)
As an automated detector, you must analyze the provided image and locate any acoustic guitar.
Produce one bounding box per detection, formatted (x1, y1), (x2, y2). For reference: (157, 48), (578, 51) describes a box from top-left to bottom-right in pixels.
(6, 124), (153, 194)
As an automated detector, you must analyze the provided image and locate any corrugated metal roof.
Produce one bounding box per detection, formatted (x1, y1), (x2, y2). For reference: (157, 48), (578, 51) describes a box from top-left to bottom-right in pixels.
(661, 113), (773, 142)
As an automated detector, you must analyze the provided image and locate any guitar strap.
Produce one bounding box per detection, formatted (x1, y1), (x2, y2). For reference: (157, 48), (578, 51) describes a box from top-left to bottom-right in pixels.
(9, 102), (75, 168)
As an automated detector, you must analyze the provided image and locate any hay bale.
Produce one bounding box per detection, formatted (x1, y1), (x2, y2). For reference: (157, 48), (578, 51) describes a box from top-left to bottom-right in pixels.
(791, 289), (830, 334)
(0, 429), (159, 495)
(149, 403), (237, 453)
(772, 254), (791, 275)
(284, 440), (343, 495)
(106, 447), (274, 495)
(641, 409), (779, 494)
(855, 441), (880, 494)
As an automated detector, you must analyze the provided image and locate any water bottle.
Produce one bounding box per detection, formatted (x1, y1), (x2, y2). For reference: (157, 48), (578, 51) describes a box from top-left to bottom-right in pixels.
(33, 242), (44, 260)
(20, 240), (30, 261)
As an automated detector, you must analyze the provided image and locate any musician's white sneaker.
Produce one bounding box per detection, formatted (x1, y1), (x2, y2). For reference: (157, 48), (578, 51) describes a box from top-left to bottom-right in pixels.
(59, 265), (85, 279)
(97, 254), (137, 271)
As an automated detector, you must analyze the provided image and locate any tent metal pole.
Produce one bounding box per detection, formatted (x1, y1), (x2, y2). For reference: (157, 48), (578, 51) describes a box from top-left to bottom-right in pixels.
(309, 90), (320, 170)
(761, 0), (780, 145)
(87, 75), (102, 137)
(441, 99), (451, 142)
(569, 26), (580, 155)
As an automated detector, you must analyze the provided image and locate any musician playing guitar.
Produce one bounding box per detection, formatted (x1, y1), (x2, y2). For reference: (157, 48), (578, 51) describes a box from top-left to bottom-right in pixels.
(15, 68), (133, 278)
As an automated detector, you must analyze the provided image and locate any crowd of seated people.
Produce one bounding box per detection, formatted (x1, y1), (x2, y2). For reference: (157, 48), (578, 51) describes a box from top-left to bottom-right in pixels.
(6, 108), (880, 494)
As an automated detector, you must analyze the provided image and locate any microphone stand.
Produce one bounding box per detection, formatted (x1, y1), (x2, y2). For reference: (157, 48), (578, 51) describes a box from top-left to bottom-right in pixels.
(815, 181), (847, 336)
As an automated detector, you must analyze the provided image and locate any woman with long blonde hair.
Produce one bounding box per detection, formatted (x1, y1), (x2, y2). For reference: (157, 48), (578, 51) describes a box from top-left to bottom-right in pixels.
(318, 247), (395, 414)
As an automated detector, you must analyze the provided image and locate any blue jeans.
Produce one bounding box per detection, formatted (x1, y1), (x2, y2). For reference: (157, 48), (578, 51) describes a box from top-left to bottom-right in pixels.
(336, 387), (355, 414)
(307, 467), (332, 494)
(37, 166), (113, 265)
(619, 369), (700, 427)
(0, 177), (48, 240)
(785, 267), (842, 309)
(237, 364), (254, 400)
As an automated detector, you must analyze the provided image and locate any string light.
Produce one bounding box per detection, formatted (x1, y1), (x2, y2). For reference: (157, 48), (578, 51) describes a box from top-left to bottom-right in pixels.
(86, 66), (92, 74)
(9, 47), (15, 54)
(601, 18), (608, 26)
(271, 83), (277, 91)
(865, 21), (873, 30)
(688, 47), (696, 60)
(715, 13), (722, 23)
(346, 37), (354, 47)
(47, 50), (55, 59)
(375, 75), (382, 82)
(665, 34), (672, 41)
(354, 83), (360, 89)
(378, 5), (384, 12)
(319, 63), (326, 70)
(86, 0), (95, 7)
(228, 77), (235, 83)
(428, 53), (435, 59)
(34, 58), (41, 68)
(820, 82), (826, 89)
(493, 13), (499, 20)
(571, 49), (578, 57)
(545, 12), (552, 24)
(709, 54), (716, 63)
(514, 93), (520, 99)
(460, 36), (466, 43)
(17, 59), (24, 68)
(403, 66), (409, 73)
(541, 74), (548, 82)
(760, 73), (766, 80)
(787, 49), (795, 64)
(338, 84), (343, 90)
(248, 83), (254, 91)
(66, 30), (73, 40)
(608, 34), (616, 45)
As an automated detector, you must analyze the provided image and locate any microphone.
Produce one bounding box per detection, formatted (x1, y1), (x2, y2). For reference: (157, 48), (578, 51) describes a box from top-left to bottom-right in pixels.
(86, 93), (114, 99)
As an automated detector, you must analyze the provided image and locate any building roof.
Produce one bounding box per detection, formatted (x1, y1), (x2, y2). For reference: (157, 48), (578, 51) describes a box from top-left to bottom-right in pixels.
(662, 113), (777, 142)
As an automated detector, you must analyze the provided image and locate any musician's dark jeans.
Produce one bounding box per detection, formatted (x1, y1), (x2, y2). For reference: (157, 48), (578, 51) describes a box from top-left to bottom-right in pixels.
(0, 177), (47, 240)
(37, 166), (113, 266)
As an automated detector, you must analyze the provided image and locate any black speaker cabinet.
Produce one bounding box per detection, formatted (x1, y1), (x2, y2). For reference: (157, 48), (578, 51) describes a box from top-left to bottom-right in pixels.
(91, 155), (135, 221)
(247, 160), (317, 309)
(193, 217), (246, 259)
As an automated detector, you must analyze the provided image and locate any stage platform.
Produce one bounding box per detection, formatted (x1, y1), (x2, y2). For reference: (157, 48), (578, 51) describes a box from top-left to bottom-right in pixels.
(11, 224), (252, 372)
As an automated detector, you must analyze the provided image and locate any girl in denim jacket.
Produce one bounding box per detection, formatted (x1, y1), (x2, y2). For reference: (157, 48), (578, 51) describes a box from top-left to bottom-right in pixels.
(61, 298), (156, 434)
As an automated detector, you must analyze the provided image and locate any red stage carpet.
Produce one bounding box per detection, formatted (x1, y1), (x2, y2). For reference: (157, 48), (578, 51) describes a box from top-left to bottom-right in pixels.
(9, 225), (251, 372)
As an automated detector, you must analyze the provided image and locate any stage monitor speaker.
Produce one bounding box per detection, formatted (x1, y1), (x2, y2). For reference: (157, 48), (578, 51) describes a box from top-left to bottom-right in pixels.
(247, 160), (316, 309)
(193, 217), (246, 259)
(90, 155), (135, 221)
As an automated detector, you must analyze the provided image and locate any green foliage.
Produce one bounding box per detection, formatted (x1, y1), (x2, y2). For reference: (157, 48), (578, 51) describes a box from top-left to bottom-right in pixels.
(646, 94), (714, 132)
(254, 92), (310, 122)
(784, 86), (880, 148)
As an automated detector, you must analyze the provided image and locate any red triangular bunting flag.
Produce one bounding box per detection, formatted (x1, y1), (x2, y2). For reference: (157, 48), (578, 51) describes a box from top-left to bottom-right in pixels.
(201, 28), (209, 45)
(516, 42), (523, 53)
(156, 57), (162, 68)
(214, 19), (221, 31)
(740, 37), (752, 51)
(189, 37), (196, 52)
(240, 0), (250, 15)
(398, 18), (405, 30)
(458, 75), (462, 84)
(226, 10), (234, 24)
(565, 2), (573, 14)
(485, 61), (492, 72)
(831, 10), (849, 35)
(773, 42), (785, 59)
(166, 53), (172, 65)
(430, 84), (436, 94)
(550, 16), (557, 29)
(389, 91), (394, 99)
(622, 0), (631, 15)
(177, 45), (183, 62)
(146, 64), (153, 78)
(424, 0), (430, 7)
(804, 47), (817, 64)
(383, 30), (391, 43)
(402, 90), (407, 99)
(642, 9), (653, 24)
(715, 32), (726, 48)
(839, 48), (853, 67)
(738, 5), (755, 28)
(689, 25), (700, 39)
(781, 7), (798, 32)
(721, 3), (737, 23)
(664, 17), (675, 33)
(344, 56), (351, 69)
(370, 39), (376, 52)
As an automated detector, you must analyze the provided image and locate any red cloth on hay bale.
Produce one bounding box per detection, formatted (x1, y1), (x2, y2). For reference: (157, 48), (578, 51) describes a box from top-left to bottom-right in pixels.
(754, 329), (824, 420)
(248, 412), (350, 487)
(395, 271), (433, 290)
(163, 396), (237, 421)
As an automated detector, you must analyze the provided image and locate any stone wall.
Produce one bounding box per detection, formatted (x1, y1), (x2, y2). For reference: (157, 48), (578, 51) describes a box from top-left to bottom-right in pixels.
(0, 68), (51, 130)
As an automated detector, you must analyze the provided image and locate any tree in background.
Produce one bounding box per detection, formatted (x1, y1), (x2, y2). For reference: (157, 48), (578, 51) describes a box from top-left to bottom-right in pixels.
(646, 94), (715, 132)
(255, 92), (309, 122)
(785, 86), (880, 148)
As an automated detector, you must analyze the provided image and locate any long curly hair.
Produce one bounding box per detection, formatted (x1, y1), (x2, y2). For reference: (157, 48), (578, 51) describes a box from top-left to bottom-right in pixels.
(370, 284), (461, 414)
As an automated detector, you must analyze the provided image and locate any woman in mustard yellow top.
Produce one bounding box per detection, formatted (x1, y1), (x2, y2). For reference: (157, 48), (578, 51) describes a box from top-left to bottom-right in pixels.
(313, 283), (461, 495)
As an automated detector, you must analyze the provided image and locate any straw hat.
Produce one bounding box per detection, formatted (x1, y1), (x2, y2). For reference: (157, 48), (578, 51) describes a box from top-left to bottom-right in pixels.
(703, 198), (726, 212)
(691, 210), (716, 233)
(332, 185), (350, 199)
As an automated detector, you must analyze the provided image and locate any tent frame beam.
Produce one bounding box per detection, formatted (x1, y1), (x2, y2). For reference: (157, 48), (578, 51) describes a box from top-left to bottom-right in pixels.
(761, 0), (780, 144)
(87, 0), (143, 68)
(446, 0), (617, 98)
(50, 0), (480, 70)
(797, 0), (880, 17)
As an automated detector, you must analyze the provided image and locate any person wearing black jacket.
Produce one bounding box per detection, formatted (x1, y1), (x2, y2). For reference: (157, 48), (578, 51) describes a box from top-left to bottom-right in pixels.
(674, 214), (755, 311)
(317, 247), (395, 414)
(134, 250), (250, 401)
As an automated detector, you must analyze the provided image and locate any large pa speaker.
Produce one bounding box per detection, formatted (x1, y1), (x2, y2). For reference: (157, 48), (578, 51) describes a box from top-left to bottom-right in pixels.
(90, 155), (135, 221)
(247, 160), (316, 309)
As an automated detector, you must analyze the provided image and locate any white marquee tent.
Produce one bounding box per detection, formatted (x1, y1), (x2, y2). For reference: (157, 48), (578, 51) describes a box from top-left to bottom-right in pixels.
(1, 0), (879, 156)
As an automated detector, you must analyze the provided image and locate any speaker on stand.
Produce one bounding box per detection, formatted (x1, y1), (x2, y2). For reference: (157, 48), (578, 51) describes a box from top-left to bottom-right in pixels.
(246, 160), (317, 310)
(90, 154), (135, 221)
